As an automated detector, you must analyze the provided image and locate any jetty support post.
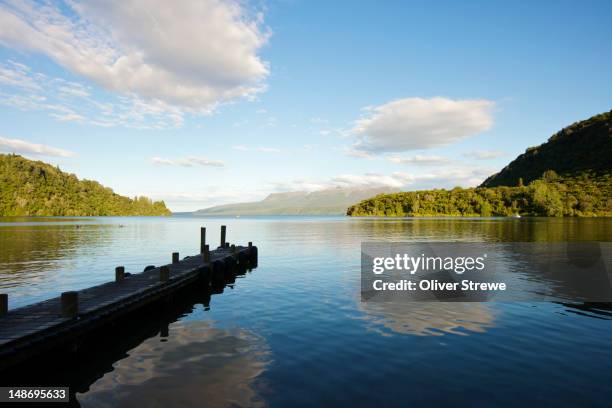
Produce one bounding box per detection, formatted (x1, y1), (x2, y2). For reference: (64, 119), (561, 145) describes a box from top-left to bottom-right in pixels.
(211, 260), (225, 284)
(172, 252), (179, 264)
(160, 265), (170, 282)
(220, 225), (227, 248)
(0, 293), (7, 317)
(61, 291), (78, 317)
(203, 245), (210, 262)
(200, 227), (206, 254)
(115, 266), (125, 282)
(249, 244), (258, 268)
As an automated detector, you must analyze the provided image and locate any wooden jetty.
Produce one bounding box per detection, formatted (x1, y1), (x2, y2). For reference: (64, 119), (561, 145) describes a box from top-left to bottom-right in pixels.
(0, 226), (258, 372)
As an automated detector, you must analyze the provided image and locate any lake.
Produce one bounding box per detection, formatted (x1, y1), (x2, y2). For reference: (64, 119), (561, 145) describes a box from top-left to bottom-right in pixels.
(1, 216), (611, 407)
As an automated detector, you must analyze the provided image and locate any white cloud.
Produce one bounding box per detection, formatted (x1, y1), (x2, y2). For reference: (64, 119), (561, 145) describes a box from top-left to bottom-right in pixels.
(343, 147), (374, 159)
(50, 112), (86, 122)
(271, 166), (493, 193)
(351, 97), (495, 153)
(257, 146), (281, 153)
(329, 173), (414, 188)
(462, 150), (505, 160)
(0, 0), (270, 114)
(151, 157), (225, 167)
(0, 136), (75, 157)
(270, 172), (413, 192)
(57, 82), (91, 98)
(387, 154), (451, 166)
(407, 167), (494, 189)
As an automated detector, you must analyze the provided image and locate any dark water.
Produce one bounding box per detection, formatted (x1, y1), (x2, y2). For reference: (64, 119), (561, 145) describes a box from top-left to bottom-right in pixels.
(1, 216), (611, 407)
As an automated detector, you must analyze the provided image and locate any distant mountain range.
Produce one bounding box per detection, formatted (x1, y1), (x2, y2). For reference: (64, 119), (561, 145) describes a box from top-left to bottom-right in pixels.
(194, 187), (397, 215)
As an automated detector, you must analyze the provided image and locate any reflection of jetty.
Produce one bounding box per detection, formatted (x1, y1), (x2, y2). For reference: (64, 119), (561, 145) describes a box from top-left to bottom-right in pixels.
(0, 226), (258, 372)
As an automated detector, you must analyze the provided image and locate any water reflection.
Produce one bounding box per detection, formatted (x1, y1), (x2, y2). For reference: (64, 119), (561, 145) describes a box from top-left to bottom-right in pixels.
(78, 321), (270, 408)
(561, 302), (612, 320)
(0, 255), (265, 407)
(358, 301), (495, 336)
(0, 225), (110, 277)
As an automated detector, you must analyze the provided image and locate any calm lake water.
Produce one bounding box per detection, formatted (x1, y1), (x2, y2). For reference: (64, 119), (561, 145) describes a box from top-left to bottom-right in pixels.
(1, 215), (612, 407)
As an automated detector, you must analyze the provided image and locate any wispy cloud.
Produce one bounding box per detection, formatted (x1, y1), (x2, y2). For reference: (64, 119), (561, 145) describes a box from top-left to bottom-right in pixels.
(151, 157), (225, 167)
(58, 82), (90, 98)
(257, 146), (281, 153)
(0, 61), (187, 129)
(270, 166), (493, 192)
(0, 60), (42, 91)
(269, 173), (410, 192)
(232, 145), (281, 153)
(0, 136), (75, 157)
(462, 150), (506, 160)
(351, 97), (495, 153)
(387, 154), (451, 166)
(343, 147), (374, 159)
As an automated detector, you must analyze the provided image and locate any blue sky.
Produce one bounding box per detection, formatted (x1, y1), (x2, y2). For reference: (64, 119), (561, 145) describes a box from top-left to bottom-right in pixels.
(0, 0), (610, 211)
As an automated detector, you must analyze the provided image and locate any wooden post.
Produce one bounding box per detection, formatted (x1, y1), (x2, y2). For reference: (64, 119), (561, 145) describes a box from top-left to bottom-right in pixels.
(231, 244), (236, 254)
(203, 245), (210, 262)
(160, 323), (169, 338)
(200, 227), (206, 253)
(160, 265), (170, 282)
(248, 241), (252, 248)
(250, 245), (258, 267)
(0, 294), (7, 317)
(220, 225), (226, 248)
(172, 252), (179, 264)
(115, 266), (125, 282)
(61, 291), (78, 317)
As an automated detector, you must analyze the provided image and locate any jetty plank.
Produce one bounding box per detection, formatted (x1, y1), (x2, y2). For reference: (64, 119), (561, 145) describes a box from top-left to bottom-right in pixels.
(0, 243), (258, 371)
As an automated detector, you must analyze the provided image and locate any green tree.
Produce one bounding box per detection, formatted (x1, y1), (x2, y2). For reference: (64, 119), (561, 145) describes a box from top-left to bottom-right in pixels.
(0, 154), (171, 216)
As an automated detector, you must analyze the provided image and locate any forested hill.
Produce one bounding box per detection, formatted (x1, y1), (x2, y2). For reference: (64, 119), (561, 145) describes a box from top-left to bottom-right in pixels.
(347, 110), (612, 217)
(481, 111), (611, 187)
(346, 172), (611, 217)
(0, 154), (170, 216)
